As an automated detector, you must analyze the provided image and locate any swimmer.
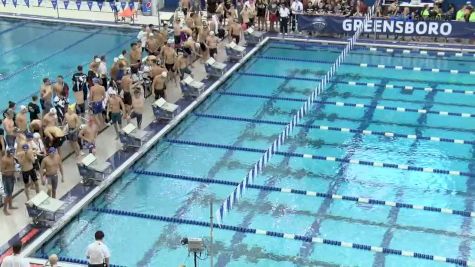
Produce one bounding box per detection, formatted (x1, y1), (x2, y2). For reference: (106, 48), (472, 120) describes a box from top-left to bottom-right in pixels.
(175, 51), (192, 80)
(40, 147), (64, 199)
(43, 124), (65, 158)
(106, 90), (125, 138)
(2, 109), (15, 148)
(129, 88), (144, 129)
(42, 108), (58, 127)
(229, 19), (242, 44)
(40, 77), (53, 116)
(162, 40), (178, 75)
(89, 78), (106, 128)
(79, 120), (98, 155)
(64, 104), (82, 157)
(17, 143), (39, 200)
(1, 148), (18, 215)
(152, 71), (168, 100)
(29, 119), (42, 134)
(146, 33), (159, 55)
(206, 31), (219, 58)
(15, 106), (28, 133)
(53, 75), (69, 98)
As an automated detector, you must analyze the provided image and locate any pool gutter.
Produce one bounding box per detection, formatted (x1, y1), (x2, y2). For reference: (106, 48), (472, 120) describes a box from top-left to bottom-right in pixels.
(21, 37), (270, 258)
(270, 36), (475, 53)
(0, 13), (142, 29)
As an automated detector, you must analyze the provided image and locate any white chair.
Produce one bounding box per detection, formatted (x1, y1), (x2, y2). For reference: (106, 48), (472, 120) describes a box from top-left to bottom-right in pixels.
(152, 98), (180, 121)
(205, 57), (226, 78)
(225, 42), (246, 61)
(181, 75), (205, 99)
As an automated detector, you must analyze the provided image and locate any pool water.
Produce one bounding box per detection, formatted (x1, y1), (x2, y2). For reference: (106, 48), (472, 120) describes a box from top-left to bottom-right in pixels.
(36, 40), (475, 266)
(0, 18), (135, 109)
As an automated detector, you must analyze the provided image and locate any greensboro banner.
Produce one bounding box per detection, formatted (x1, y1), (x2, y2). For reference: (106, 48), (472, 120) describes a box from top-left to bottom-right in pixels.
(297, 15), (475, 38)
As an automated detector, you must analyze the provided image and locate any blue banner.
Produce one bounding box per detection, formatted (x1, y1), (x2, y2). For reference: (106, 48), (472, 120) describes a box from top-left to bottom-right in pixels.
(87, 0), (92, 10)
(128, 1), (134, 9)
(63, 0), (69, 9)
(1, 0), (6, 6)
(12, 0), (17, 7)
(109, 0), (115, 10)
(297, 15), (475, 38)
(24, 0), (29, 7)
(141, 0), (152, 15)
(75, 0), (80, 9)
(51, 0), (57, 9)
(37, 0), (41, 6)
(120, 0), (126, 9)
(97, 0), (103, 10)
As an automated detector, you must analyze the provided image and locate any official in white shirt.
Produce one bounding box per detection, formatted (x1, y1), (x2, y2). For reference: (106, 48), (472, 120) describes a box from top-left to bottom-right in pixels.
(279, 3), (291, 34)
(0, 243), (29, 267)
(86, 231), (110, 267)
(290, 0), (304, 32)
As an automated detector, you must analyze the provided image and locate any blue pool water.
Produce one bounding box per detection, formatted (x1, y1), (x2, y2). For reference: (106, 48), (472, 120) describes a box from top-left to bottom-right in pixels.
(35, 40), (475, 266)
(0, 18), (135, 108)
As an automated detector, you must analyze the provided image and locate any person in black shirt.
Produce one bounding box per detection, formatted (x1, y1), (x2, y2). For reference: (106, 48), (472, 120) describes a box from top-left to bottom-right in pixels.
(72, 65), (88, 116)
(28, 95), (41, 121)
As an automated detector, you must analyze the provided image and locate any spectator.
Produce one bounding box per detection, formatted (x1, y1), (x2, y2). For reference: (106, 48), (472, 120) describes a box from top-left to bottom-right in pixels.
(268, 0), (280, 32)
(279, 2), (290, 34)
(86, 230), (110, 267)
(256, 0), (268, 31)
(291, 0), (304, 32)
(48, 254), (59, 267)
(0, 242), (29, 267)
(28, 95), (41, 122)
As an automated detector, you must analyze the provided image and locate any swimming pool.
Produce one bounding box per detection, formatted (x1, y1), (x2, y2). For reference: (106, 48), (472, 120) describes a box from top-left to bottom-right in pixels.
(0, 18), (135, 108)
(34, 40), (475, 266)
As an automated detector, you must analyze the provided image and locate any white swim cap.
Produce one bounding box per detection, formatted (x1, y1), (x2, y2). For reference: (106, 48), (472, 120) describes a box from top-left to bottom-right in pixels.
(113, 57), (119, 63)
(33, 132), (41, 139)
(49, 108), (57, 114)
(20, 105), (27, 110)
(187, 36), (193, 41)
(210, 31), (215, 35)
(149, 33), (154, 37)
(161, 71), (167, 77)
(80, 124), (86, 130)
(95, 58), (101, 63)
(118, 54), (125, 60)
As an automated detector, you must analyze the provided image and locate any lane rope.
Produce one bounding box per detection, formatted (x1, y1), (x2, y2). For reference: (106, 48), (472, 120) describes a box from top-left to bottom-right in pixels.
(193, 112), (475, 145)
(165, 139), (474, 178)
(91, 207), (473, 266)
(135, 170), (475, 219)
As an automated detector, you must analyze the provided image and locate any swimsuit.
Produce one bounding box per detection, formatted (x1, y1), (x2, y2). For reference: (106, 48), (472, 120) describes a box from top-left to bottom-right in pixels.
(66, 129), (79, 141)
(110, 112), (122, 124)
(165, 63), (174, 71)
(22, 168), (38, 184)
(83, 141), (96, 153)
(91, 101), (103, 115)
(123, 91), (132, 106)
(1, 175), (14, 197)
(154, 86), (166, 100)
(51, 136), (65, 148)
(46, 174), (58, 193)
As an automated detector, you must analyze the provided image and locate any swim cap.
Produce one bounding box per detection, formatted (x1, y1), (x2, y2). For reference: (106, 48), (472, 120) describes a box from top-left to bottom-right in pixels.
(20, 105), (27, 111)
(33, 133), (41, 139)
(210, 31), (215, 35)
(22, 144), (29, 150)
(49, 108), (57, 114)
(113, 57), (119, 63)
(149, 33), (154, 37)
(118, 55), (125, 60)
(92, 78), (101, 84)
(80, 124), (86, 130)
(68, 103), (76, 111)
(26, 132), (34, 139)
(47, 147), (56, 154)
(95, 58), (101, 63)
(161, 71), (167, 77)
(6, 147), (15, 154)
